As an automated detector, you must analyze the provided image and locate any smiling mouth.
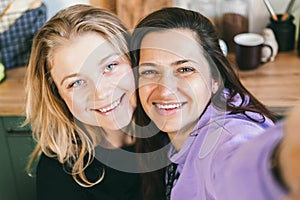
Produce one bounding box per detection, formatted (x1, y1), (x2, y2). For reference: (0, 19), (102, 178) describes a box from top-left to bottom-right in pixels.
(154, 102), (184, 110)
(97, 94), (124, 113)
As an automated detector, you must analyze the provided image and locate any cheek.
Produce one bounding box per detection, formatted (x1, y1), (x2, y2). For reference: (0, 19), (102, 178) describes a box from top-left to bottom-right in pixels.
(117, 66), (135, 90)
(189, 80), (212, 107)
(130, 93), (137, 109)
(196, 88), (211, 109)
(58, 90), (72, 108)
(62, 95), (75, 114)
(62, 93), (84, 117)
(116, 67), (137, 110)
(138, 85), (151, 110)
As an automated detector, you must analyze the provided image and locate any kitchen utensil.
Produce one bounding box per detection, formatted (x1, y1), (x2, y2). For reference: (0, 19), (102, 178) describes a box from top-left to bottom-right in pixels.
(263, 0), (278, 21)
(281, 0), (295, 21)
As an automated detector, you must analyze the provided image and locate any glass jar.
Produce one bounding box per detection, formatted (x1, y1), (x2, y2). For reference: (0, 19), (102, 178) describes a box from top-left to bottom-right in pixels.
(267, 15), (296, 52)
(218, 0), (249, 53)
(188, 0), (217, 25)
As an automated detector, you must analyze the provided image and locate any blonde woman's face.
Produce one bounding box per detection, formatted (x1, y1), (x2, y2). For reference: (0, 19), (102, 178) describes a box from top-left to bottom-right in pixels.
(51, 32), (136, 130)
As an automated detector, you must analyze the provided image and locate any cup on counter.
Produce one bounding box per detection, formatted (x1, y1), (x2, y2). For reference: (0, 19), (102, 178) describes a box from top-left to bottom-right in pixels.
(233, 33), (273, 70)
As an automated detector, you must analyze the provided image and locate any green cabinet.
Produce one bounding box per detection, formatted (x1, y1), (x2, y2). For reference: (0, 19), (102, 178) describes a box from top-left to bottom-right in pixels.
(0, 116), (36, 200)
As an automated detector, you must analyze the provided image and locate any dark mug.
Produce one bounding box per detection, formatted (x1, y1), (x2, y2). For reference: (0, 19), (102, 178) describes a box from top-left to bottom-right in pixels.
(234, 33), (273, 71)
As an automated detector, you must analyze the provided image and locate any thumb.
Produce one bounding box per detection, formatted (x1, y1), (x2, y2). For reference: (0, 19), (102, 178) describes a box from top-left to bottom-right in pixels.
(279, 106), (300, 193)
(283, 192), (300, 200)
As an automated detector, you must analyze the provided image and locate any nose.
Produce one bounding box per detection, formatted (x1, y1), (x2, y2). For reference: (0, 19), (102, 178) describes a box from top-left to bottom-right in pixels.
(157, 71), (178, 96)
(93, 77), (112, 100)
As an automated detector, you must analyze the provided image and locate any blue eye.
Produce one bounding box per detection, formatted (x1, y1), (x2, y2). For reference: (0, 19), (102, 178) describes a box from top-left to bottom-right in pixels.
(68, 79), (84, 88)
(104, 63), (116, 73)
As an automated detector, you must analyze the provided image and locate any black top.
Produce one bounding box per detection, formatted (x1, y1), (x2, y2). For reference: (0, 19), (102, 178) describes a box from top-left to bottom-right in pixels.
(36, 145), (141, 200)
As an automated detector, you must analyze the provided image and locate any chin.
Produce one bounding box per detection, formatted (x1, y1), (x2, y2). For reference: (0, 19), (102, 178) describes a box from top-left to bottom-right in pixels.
(112, 110), (134, 129)
(107, 118), (132, 130)
(156, 123), (179, 133)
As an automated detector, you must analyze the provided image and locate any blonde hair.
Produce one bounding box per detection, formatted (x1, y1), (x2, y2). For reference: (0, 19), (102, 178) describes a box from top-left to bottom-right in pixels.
(25, 4), (131, 187)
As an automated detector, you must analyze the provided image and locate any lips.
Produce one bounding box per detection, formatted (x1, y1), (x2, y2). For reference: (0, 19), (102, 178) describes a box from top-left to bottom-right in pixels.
(95, 94), (124, 113)
(152, 101), (186, 116)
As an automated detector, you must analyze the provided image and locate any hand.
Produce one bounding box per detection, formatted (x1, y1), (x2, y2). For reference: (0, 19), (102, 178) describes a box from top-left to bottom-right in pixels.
(284, 192), (300, 200)
(279, 106), (300, 194)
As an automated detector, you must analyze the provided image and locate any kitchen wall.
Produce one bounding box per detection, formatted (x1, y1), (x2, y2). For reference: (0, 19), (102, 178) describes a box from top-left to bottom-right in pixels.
(42, 0), (172, 29)
(42, 0), (90, 20)
(248, 0), (299, 34)
(174, 0), (300, 40)
(43, 0), (300, 40)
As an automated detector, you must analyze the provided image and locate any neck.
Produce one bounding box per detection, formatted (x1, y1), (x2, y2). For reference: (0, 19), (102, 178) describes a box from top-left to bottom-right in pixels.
(167, 121), (197, 151)
(167, 132), (189, 151)
(100, 126), (135, 149)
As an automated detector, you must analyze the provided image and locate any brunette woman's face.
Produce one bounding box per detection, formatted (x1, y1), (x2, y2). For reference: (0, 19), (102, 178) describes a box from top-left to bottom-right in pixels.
(51, 32), (136, 130)
(138, 29), (218, 135)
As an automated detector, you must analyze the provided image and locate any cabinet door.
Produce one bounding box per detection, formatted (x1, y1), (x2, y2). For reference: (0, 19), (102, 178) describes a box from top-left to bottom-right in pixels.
(3, 116), (36, 200)
(0, 118), (18, 200)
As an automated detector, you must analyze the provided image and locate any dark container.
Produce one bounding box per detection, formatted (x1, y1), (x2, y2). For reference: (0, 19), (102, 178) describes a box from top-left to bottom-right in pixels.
(267, 14), (296, 52)
(298, 18), (300, 57)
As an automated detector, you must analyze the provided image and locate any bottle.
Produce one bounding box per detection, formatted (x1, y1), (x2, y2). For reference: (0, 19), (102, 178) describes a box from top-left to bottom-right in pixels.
(0, 60), (6, 83)
(218, 0), (249, 53)
(267, 15), (296, 52)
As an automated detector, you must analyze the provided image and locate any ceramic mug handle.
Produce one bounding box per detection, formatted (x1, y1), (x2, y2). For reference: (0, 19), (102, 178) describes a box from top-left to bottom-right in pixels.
(261, 44), (273, 63)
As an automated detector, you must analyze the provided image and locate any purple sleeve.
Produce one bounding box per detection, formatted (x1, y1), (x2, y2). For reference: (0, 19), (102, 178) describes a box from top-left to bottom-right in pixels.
(213, 121), (287, 200)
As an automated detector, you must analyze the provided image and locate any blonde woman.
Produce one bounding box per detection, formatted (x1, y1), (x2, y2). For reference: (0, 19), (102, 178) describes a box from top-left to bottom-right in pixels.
(25, 4), (140, 200)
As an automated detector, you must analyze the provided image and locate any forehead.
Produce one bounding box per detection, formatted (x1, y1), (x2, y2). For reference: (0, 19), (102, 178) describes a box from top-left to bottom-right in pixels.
(140, 29), (208, 66)
(141, 29), (204, 58)
(54, 33), (115, 63)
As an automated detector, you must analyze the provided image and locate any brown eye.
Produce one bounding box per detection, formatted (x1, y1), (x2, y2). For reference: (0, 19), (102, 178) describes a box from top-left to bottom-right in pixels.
(177, 67), (195, 73)
(140, 69), (158, 75)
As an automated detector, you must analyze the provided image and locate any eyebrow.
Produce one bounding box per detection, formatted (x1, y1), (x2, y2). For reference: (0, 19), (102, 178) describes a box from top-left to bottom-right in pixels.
(60, 73), (79, 86)
(139, 62), (156, 67)
(139, 59), (191, 67)
(99, 53), (122, 65)
(59, 53), (121, 86)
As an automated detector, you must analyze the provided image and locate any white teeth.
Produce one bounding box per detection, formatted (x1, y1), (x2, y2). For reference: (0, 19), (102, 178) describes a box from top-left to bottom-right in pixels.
(155, 103), (183, 109)
(98, 98), (121, 113)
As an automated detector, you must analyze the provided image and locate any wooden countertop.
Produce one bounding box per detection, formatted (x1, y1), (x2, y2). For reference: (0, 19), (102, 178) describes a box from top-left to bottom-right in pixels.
(0, 50), (299, 116)
(0, 66), (26, 116)
(229, 50), (300, 116)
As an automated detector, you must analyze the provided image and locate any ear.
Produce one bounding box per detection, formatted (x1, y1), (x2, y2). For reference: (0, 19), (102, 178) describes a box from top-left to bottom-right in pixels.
(211, 80), (219, 94)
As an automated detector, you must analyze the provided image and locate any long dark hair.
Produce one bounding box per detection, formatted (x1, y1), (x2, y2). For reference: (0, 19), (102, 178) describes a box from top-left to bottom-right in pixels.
(131, 7), (278, 200)
(131, 7), (277, 121)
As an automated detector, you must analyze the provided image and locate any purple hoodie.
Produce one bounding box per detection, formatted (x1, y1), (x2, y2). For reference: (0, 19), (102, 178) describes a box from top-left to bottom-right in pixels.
(167, 104), (286, 200)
